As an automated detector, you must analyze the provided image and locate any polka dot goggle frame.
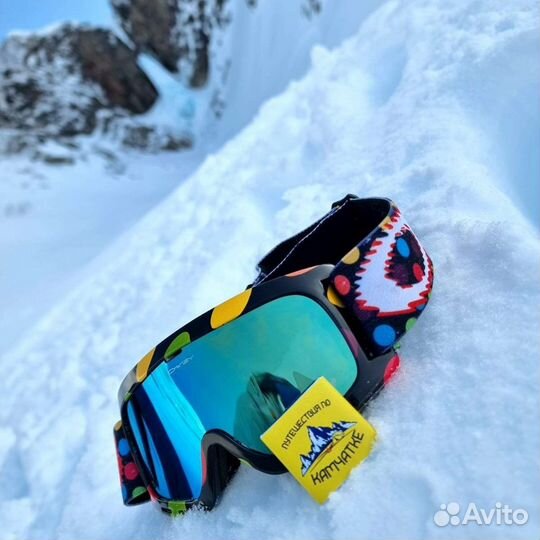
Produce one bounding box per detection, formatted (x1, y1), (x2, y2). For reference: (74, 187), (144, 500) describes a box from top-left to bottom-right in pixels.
(114, 195), (434, 515)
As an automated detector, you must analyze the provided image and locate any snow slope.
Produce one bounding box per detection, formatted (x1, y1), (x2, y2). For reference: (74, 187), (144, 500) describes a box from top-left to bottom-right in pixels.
(0, 149), (202, 351)
(0, 0), (386, 354)
(197, 0), (386, 146)
(1, 0), (539, 539)
(134, 0), (391, 150)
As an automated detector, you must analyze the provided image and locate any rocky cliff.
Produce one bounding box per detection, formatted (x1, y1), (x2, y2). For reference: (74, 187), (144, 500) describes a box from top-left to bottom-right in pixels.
(111, 0), (230, 87)
(0, 24), (157, 137)
(0, 22), (191, 159)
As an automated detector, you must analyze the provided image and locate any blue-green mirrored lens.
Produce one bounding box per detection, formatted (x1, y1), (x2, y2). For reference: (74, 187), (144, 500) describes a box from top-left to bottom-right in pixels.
(127, 295), (357, 501)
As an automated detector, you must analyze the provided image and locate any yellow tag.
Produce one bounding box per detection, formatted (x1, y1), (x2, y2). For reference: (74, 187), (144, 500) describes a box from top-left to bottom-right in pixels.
(260, 377), (376, 504)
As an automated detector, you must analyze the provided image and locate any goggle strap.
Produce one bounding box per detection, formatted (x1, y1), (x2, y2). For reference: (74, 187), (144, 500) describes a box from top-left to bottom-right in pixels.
(253, 195), (388, 284)
(114, 421), (151, 506)
(253, 195), (434, 357)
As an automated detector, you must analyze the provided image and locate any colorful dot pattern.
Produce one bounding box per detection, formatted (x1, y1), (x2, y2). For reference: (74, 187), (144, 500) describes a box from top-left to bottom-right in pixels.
(330, 204), (434, 357)
(210, 288), (252, 329)
(164, 331), (191, 360)
(114, 422), (150, 506)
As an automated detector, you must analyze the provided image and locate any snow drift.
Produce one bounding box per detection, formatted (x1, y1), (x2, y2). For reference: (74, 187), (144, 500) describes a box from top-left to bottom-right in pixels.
(0, 0), (539, 539)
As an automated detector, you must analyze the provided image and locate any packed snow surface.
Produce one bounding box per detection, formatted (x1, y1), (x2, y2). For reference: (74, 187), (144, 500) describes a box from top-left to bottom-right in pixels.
(1, 0), (539, 539)
(0, 149), (202, 350)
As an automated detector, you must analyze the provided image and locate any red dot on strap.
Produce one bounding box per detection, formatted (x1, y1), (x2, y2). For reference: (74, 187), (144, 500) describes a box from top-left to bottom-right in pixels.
(124, 462), (139, 481)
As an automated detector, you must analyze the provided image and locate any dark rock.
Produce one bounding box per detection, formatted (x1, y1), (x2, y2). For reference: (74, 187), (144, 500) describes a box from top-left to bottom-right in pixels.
(302, 0), (322, 19)
(118, 121), (192, 152)
(111, 0), (230, 88)
(73, 28), (157, 113)
(34, 151), (75, 166)
(0, 23), (158, 137)
(160, 134), (192, 151)
(111, 0), (181, 73)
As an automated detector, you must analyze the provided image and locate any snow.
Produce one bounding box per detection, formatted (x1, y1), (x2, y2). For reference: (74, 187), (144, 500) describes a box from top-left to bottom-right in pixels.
(0, 150), (203, 351)
(198, 0), (387, 148)
(0, 0), (386, 351)
(0, 0), (539, 539)
(126, 0), (390, 153)
(6, 21), (85, 39)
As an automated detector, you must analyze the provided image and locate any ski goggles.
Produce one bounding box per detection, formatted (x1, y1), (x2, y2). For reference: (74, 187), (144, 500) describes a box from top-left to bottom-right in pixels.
(113, 195), (434, 515)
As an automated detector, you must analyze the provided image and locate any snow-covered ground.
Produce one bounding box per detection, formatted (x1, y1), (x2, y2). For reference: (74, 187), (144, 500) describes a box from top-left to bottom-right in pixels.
(1, 0), (539, 539)
(0, 0), (388, 352)
(0, 149), (202, 351)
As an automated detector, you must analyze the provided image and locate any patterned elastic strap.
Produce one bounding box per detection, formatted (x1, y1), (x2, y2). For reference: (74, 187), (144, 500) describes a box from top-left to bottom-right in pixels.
(114, 420), (150, 506)
(254, 195), (434, 358)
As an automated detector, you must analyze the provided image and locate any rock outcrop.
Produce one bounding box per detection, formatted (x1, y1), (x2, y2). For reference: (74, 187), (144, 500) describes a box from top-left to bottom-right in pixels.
(0, 23), (158, 137)
(111, 0), (229, 88)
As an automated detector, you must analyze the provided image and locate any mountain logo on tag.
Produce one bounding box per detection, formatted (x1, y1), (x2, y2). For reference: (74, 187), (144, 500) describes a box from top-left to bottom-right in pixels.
(300, 421), (357, 476)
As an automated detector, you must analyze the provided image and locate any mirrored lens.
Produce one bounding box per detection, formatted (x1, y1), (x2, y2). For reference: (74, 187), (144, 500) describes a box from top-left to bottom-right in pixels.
(127, 295), (358, 501)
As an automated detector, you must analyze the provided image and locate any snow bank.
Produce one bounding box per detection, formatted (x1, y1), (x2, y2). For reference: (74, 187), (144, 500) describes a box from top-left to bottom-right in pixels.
(0, 0), (539, 539)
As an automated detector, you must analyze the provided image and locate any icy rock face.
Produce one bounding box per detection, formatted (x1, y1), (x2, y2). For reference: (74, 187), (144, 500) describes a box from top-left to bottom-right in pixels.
(0, 23), (158, 137)
(111, 0), (230, 87)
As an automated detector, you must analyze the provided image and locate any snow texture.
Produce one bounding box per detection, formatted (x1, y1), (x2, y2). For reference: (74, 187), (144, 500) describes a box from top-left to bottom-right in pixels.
(0, 0), (539, 539)
(198, 0), (386, 146)
(0, 148), (202, 351)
